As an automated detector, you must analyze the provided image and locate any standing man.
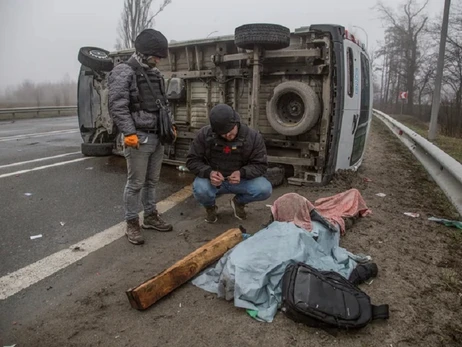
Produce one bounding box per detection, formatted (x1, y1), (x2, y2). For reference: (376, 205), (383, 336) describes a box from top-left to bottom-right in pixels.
(186, 104), (272, 223)
(109, 29), (174, 245)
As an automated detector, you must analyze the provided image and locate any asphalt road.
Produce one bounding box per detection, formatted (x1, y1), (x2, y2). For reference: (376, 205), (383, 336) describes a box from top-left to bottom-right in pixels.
(0, 116), (193, 278)
(1, 117), (461, 347)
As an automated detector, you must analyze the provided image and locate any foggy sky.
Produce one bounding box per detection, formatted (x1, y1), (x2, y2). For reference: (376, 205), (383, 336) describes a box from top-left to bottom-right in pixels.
(0, 0), (444, 93)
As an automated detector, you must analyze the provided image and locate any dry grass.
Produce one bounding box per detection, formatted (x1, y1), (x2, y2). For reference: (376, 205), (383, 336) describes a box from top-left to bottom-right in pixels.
(391, 114), (462, 164)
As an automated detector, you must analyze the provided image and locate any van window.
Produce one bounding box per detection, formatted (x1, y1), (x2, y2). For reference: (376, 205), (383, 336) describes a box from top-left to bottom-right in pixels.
(347, 48), (354, 98)
(359, 53), (371, 124)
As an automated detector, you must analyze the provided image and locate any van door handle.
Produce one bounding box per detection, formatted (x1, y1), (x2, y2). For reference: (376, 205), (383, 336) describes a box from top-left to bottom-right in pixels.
(352, 114), (359, 134)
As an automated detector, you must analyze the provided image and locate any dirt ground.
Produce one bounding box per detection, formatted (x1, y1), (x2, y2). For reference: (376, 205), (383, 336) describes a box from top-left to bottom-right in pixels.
(3, 118), (462, 347)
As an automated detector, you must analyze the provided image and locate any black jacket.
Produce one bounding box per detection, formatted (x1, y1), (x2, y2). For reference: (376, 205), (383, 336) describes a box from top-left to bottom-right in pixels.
(186, 124), (268, 179)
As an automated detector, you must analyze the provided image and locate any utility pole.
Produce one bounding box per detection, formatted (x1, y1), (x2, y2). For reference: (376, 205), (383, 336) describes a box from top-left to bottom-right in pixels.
(429, 0), (451, 141)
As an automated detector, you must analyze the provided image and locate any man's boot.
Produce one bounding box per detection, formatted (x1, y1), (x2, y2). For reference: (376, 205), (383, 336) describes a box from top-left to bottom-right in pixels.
(126, 218), (144, 245)
(142, 212), (173, 232)
(230, 197), (247, 220)
(204, 205), (218, 223)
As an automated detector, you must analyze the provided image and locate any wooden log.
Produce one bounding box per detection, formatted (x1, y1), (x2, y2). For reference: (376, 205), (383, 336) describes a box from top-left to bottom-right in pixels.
(126, 228), (243, 310)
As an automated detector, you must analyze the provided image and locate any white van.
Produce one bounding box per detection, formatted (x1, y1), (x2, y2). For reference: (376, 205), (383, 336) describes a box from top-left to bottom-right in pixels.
(77, 23), (372, 186)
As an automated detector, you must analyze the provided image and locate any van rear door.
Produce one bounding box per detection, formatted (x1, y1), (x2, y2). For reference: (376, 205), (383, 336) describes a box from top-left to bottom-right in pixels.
(335, 40), (361, 170)
(349, 52), (372, 167)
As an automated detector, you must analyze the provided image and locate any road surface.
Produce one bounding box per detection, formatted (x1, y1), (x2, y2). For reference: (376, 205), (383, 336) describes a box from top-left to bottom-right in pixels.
(1, 116), (461, 347)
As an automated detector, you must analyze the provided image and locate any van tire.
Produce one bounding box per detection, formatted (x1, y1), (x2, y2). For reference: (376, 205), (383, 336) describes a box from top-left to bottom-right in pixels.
(266, 81), (321, 136)
(264, 167), (285, 187)
(78, 47), (114, 72)
(235, 24), (291, 50)
(81, 143), (114, 157)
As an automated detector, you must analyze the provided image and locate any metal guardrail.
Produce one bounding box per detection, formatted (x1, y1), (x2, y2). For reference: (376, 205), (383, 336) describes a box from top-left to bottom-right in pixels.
(0, 106), (77, 119)
(373, 109), (462, 217)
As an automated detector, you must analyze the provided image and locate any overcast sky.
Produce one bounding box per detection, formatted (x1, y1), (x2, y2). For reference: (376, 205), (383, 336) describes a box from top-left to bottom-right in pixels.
(0, 0), (445, 93)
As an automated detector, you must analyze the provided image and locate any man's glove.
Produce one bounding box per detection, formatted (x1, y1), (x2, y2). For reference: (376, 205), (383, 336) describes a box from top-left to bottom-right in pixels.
(124, 134), (139, 148)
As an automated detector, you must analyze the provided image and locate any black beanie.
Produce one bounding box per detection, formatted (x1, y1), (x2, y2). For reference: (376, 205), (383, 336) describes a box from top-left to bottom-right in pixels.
(209, 104), (240, 135)
(134, 29), (168, 58)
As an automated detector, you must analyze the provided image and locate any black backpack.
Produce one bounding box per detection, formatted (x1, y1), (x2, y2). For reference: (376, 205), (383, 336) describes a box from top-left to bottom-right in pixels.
(281, 262), (389, 329)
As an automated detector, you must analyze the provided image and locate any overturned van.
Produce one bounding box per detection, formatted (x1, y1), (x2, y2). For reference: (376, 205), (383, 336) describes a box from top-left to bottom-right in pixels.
(77, 23), (372, 186)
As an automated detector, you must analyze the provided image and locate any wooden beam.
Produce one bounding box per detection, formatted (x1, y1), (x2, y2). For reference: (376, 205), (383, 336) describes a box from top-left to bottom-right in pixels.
(126, 228), (243, 310)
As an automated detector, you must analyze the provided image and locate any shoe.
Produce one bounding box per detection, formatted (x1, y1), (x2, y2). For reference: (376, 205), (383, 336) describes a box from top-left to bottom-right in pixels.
(205, 205), (218, 223)
(230, 197), (246, 220)
(142, 212), (173, 232)
(348, 263), (378, 285)
(126, 218), (144, 245)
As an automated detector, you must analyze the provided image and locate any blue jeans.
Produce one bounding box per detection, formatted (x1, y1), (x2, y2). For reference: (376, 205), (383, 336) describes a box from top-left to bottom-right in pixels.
(193, 176), (272, 207)
(124, 133), (164, 221)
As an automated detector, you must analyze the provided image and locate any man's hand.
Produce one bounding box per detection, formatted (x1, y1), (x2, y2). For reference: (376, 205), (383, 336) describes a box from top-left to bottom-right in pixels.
(228, 170), (241, 185)
(210, 170), (224, 187)
(124, 134), (139, 148)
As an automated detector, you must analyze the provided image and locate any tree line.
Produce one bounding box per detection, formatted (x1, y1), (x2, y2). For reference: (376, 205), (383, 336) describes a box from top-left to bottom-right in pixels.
(374, 0), (462, 137)
(0, 74), (77, 108)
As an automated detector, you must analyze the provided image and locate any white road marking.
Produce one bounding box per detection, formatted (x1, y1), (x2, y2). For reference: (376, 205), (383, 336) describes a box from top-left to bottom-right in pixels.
(0, 129), (78, 142)
(0, 151), (81, 169)
(0, 184), (193, 300)
(0, 157), (91, 179)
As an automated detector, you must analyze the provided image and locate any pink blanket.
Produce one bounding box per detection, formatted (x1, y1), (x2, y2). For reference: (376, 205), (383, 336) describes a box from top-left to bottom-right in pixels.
(270, 189), (371, 234)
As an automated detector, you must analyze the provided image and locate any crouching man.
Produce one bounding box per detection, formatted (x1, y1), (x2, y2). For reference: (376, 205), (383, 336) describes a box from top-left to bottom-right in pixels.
(186, 104), (272, 223)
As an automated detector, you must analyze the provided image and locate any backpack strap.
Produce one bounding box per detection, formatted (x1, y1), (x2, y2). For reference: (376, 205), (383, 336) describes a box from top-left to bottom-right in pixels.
(371, 304), (389, 320)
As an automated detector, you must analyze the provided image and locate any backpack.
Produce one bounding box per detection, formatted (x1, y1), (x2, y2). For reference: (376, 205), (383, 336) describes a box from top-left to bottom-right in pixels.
(125, 59), (176, 145)
(281, 262), (389, 329)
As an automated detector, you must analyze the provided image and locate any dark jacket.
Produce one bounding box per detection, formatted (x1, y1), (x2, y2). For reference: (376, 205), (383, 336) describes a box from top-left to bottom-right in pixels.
(108, 57), (163, 136)
(186, 123), (268, 179)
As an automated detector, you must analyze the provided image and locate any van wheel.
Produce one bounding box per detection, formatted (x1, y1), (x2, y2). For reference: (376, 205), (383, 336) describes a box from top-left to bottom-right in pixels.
(78, 47), (114, 72)
(234, 23), (290, 51)
(266, 81), (321, 136)
(264, 167), (285, 187)
(81, 143), (114, 157)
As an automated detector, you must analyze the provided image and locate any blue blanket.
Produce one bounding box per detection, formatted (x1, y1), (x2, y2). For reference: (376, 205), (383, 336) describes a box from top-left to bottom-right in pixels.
(192, 221), (370, 322)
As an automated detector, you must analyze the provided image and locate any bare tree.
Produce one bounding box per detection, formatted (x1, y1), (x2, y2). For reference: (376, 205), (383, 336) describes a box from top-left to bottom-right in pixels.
(115, 0), (172, 50)
(376, 0), (429, 115)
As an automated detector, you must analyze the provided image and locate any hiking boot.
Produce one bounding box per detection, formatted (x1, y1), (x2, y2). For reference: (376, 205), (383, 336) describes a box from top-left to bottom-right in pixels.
(205, 205), (218, 223)
(230, 197), (246, 220)
(142, 212), (173, 232)
(126, 218), (144, 245)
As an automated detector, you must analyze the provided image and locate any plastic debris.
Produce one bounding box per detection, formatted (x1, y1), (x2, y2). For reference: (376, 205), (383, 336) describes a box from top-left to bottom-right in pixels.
(60, 222), (65, 226)
(30, 234), (42, 240)
(363, 177), (373, 182)
(428, 217), (462, 230)
(177, 165), (189, 172)
(4, 345), (17, 347)
(404, 212), (420, 218)
(376, 193), (386, 197)
(179, 303), (182, 308)
(85, 167), (94, 170)
(24, 193), (33, 196)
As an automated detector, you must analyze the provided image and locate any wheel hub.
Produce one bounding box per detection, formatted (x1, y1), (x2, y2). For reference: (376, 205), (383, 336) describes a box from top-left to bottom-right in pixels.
(277, 92), (305, 124)
(89, 50), (108, 60)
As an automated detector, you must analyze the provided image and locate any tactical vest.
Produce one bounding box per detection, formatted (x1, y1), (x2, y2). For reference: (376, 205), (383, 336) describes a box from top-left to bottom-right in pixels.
(205, 126), (248, 177)
(126, 59), (167, 113)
